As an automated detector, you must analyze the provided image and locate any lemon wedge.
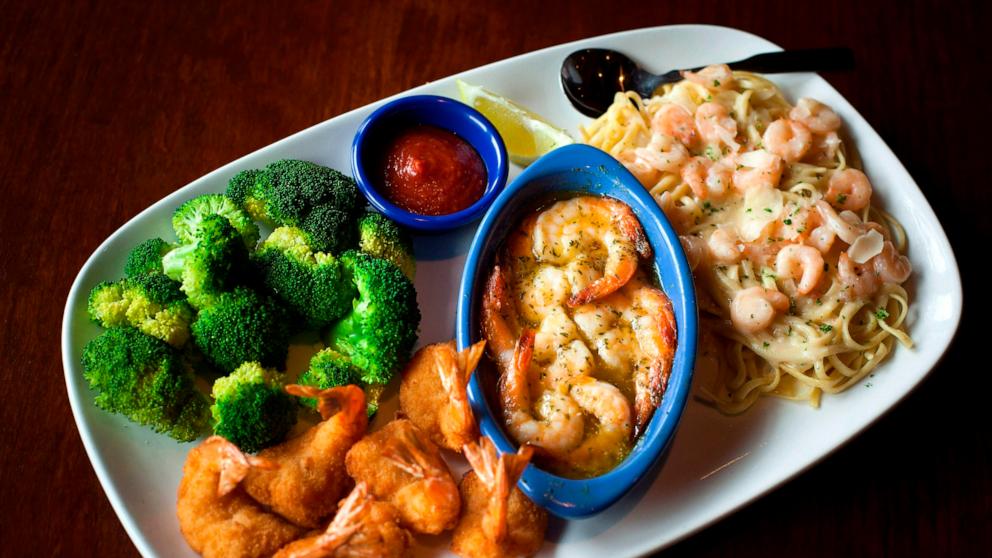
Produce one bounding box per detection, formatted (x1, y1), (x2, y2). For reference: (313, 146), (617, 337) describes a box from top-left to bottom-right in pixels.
(456, 79), (573, 166)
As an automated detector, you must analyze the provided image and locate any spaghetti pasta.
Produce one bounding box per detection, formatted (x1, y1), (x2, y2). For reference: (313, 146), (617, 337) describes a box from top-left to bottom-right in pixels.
(580, 66), (913, 414)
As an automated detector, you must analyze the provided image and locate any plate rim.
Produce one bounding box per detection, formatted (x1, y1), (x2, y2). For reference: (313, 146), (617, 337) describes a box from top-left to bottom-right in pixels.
(61, 22), (964, 558)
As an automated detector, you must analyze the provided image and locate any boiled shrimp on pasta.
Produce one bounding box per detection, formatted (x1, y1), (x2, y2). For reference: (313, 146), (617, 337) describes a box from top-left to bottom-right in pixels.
(582, 65), (913, 413)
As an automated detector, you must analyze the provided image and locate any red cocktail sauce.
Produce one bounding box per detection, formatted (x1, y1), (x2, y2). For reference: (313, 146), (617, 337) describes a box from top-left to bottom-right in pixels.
(378, 125), (486, 215)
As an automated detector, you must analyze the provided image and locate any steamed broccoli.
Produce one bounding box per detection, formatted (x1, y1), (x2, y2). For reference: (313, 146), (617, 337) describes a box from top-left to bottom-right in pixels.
(296, 348), (361, 407)
(172, 194), (260, 249)
(252, 227), (357, 328)
(357, 211), (415, 280)
(87, 274), (193, 348)
(301, 204), (358, 254)
(324, 251), (420, 385)
(81, 326), (210, 441)
(191, 287), (291, 373)
(225, 169), (274, 226)
(262, 159), (361, 226)
(124, 238), (174, 278)
(225, 159), (362, 252)
(162, 214), (249, 309)
(211, 362), (297, 453)
(296, 348), (384, 416)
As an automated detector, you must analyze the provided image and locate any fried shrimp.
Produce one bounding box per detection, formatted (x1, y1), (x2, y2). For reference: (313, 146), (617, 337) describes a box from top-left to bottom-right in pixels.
(345, 419), (461, 535)
(177, 436), (304, 558)
(451, 438), (547, 558)
(400, 340), (486, 452)
(273, 482), (412, 558)
(243, 385), (368, 528)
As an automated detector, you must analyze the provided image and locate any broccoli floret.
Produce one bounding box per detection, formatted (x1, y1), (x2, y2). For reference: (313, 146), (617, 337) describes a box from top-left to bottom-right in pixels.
(81, 326), (209, 441)
(261, 159), (361, 227)
(252, 227), (357, 328)
(87, 274), (193, 348)
(357, 211), (415, 280)
(324, 251), (420, 385)
(191, 287), (291, 373)
(301, 204), (358, 254)
(172, 194), (260, 249)
(211, 362), (297, 453)
(226, 169), (276, 226)
(124, 238), (174, 278)
(296, 348), (362, 408)
(162, 214), (249, 309)
(296, 348), (384, 417)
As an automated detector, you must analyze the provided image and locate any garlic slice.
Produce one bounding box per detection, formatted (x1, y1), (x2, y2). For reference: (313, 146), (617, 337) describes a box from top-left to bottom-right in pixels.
(847, 229), (885, 264)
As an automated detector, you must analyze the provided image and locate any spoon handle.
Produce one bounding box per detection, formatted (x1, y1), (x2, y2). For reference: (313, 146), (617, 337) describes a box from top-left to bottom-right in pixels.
(723, 47), (855, 74)
(643, 47), (855, 95)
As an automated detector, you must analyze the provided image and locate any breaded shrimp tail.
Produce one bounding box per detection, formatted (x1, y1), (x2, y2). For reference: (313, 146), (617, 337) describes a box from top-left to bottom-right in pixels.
(452, 437), (547, 558)
(400, 340), (485, 452)
(177, 436), (304, 558)
(243, 384), (368, 528)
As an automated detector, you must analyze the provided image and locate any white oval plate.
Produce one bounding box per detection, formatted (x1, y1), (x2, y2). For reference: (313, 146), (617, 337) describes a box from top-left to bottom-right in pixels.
(62, 24), (962, 558)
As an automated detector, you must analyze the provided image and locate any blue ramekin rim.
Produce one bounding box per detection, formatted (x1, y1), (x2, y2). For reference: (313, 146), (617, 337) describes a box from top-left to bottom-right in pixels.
(351, 94), (509, 232)
(456, 143), (698, 518)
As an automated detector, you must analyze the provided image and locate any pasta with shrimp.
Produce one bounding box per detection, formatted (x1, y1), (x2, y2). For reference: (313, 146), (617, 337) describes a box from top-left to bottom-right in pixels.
(581, 65), (913, 413)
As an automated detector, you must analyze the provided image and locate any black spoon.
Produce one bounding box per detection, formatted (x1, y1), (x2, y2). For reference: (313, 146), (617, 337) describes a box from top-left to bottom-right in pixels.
(561, 47), (855, 117)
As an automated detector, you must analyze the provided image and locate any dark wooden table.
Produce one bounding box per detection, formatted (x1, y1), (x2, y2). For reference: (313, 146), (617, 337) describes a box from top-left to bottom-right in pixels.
(2, 0), (987, 556)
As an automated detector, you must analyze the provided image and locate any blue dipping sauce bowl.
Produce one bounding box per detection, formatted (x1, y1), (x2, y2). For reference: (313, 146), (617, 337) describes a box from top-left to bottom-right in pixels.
(351, 95), (509, 232)
(456, 144), (698, 518)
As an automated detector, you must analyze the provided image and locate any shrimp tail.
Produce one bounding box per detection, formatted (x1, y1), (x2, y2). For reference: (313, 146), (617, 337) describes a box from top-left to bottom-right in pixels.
(482, 266), (520, 371)
(285, 384), (367, 428)
(279, 482), (371, 558)
(463, 437), (534, 545)
(382, 423), (446, 480)
(204, 436), (279, 497)
(436, 340), (486, 439)
(514, 330), (535, 375)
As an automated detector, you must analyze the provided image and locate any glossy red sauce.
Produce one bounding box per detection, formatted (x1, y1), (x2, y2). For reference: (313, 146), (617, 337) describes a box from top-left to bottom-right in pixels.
(378, 125), (486, 215)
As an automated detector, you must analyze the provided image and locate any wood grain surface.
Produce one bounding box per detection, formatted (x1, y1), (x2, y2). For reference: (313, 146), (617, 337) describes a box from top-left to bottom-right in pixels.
(1, 0), (988, 556)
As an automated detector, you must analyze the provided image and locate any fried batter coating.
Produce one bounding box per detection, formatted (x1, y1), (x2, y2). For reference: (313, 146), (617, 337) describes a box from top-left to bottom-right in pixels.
(243, 384), (368, 528)
(274, 482), (412, 558)
(177, 436), (304, 558)
(451, 438), (547, 558)
(399, 340), (485, 452)
(345, 418), (460, 534)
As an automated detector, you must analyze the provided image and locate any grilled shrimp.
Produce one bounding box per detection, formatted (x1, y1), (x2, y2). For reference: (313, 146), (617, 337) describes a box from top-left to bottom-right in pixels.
(243, 385), (367, 529)
(177, 436), (304, 558)
(451, 438), (547, 558)
(400, 340), (486, 452)
(627, 286), (677, 434)
(345, 419), (460, 535)
(529, 196), (652, 306)
(500, 329), (585, 454)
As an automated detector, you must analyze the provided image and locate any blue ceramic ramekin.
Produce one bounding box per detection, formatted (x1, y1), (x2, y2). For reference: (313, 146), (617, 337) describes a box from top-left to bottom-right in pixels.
(456, 143), (698, 518)
(351, 95), (509, 232)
